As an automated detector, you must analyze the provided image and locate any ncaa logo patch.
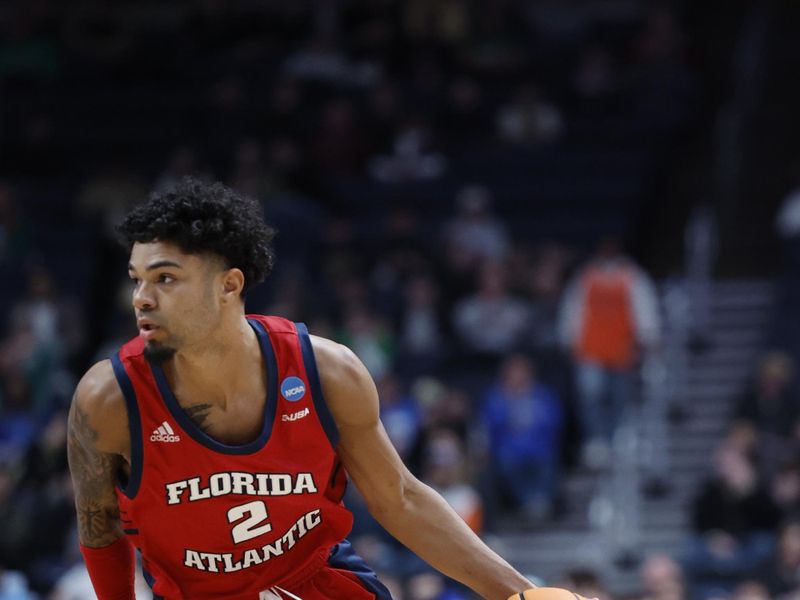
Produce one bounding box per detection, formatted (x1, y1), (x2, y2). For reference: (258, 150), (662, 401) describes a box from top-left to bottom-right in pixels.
(280, 376), (306, 402)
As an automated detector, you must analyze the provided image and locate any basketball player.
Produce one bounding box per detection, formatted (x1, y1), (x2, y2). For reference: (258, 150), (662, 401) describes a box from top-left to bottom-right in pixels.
(67, 178), (587, 600)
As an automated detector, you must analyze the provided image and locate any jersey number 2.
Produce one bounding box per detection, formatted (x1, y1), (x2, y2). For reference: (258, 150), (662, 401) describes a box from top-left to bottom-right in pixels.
(227, 500), (272, 544)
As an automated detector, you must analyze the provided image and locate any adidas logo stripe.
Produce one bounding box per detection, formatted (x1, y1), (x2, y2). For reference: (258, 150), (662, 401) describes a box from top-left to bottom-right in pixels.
(150, 421), (181, 443)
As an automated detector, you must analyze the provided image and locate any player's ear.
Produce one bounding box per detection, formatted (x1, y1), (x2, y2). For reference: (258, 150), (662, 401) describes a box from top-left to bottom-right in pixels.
(221, 268), (245, 301)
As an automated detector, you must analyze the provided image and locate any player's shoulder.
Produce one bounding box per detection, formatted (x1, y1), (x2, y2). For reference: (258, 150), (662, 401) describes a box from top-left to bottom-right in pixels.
(308, 335), (379, 424)
(71, 359), (129, 453)
(75, 359), (124, 406)
(308, 335), (366, 383)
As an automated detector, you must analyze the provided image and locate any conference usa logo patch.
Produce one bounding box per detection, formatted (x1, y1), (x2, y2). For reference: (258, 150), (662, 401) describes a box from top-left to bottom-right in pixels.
(280, 376), (306, 402)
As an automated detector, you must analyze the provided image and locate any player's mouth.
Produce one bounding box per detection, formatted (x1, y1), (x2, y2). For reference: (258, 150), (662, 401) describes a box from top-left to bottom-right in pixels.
(137, 320), (161, 340)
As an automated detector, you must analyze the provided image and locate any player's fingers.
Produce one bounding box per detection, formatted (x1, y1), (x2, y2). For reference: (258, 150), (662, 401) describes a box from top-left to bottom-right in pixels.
(507, 587), (598, 600)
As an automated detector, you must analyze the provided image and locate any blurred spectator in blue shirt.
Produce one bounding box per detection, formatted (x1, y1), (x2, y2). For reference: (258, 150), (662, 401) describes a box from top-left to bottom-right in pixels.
(482, 353), (564, 519)
(0, 567), (34, 600)
(378, 373), (421, 461)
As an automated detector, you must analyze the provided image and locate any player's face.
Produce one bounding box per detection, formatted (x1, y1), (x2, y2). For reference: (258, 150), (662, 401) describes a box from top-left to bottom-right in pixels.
(128, 241), (225, 360)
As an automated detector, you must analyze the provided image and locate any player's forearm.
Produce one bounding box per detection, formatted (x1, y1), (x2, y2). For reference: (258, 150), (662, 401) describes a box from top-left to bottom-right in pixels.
(368, 479), (531, 600)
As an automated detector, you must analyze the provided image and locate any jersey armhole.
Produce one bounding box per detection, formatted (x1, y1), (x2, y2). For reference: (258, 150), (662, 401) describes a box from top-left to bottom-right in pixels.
(295, 322), (340, 449)
(111, 353), (143, 499)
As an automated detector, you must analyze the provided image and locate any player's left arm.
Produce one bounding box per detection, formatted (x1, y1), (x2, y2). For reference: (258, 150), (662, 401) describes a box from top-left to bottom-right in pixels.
(311, 336), (532, 600)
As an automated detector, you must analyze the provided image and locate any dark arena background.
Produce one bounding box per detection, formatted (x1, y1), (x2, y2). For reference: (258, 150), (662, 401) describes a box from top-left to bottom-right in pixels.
(2, 1), (800, 599)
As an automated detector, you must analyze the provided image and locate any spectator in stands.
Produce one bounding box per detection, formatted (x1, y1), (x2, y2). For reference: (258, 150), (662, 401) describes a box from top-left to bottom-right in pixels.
(734, 351), (800, 478)
(403, 0), (470, 44)
(558, 237), (661, 468)
(7, 411), (72, 589)
(369, 204), (432, 324)
(440, 186), (511, 313)
(2, 267), (83, 414)
(554, 569), (609, 600)
(378, 372), (421, 461)
(407, 379), (473, 476)
(421, 428), (483, 534)
(496, 82), (564, 145)
(516, 242), (576, 399)
(444, 185), (510, 268)
(0, 412), (72, 591)
(684, 442), (781, 600)
(338, 304), (396, 379)
(453, 261), (531, 359)
(19, 408), (67, 489)
(482, 354), (564, 520)
(730, 580), (770, 600)
(396, 274), (447, 377)
(0, 372), (36, 457)
(637, 553), (685, 600)
(770, 462), (800, 520)
(9, 266), (84, 365)
(282, 31), (378, 87)
(753, 518), (800, 597)
(368, 117), (447, 183)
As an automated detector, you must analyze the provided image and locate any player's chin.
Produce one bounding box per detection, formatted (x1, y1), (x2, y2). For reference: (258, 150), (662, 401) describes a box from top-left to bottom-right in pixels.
(143, 341), (177, 363)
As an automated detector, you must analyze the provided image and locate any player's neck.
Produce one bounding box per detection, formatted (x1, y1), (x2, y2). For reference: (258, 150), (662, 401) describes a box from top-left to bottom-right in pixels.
(165, 315), (261, 397)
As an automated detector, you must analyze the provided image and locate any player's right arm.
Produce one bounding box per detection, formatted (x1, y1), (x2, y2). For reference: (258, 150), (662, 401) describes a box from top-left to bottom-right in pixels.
(67, 360), (137, 600)
(67, 359), (129, 547)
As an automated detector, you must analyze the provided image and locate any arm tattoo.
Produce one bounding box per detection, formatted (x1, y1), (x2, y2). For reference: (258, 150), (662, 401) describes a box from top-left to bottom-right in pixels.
(67, 394), (123, 547)
(183, 403), (213, 432)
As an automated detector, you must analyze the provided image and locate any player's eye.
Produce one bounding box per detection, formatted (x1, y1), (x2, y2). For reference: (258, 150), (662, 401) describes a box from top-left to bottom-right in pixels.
(158, 274), (175, 284)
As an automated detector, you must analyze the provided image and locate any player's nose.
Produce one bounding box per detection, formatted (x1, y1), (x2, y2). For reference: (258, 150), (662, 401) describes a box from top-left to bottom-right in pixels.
(132, 282), (156, 311)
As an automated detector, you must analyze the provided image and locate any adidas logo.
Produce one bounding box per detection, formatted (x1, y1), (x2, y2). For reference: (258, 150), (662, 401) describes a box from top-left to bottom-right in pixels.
(150, 421), (181, 443)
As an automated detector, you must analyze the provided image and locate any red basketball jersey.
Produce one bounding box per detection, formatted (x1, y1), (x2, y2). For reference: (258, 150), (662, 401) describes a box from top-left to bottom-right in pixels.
(112, 316), (355, 599)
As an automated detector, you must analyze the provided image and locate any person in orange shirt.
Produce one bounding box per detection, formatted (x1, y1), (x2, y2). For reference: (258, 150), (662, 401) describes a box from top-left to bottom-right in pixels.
(558, 237), (661, 468)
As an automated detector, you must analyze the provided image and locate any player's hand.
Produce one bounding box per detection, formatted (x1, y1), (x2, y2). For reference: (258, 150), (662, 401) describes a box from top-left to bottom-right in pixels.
(508, 588), (596, 600)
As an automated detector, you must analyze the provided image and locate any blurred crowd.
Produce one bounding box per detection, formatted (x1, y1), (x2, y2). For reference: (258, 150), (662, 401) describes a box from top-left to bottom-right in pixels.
(0, 1), (795, 600)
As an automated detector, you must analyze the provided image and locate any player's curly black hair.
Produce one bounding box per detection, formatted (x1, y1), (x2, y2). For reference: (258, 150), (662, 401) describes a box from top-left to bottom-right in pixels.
(117, 177), (276, 296)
